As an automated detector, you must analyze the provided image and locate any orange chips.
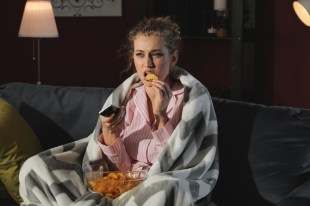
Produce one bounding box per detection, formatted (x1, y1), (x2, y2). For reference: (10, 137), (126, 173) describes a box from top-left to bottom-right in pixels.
(144, 73), (159, 81)
(87, 171), (145, 199)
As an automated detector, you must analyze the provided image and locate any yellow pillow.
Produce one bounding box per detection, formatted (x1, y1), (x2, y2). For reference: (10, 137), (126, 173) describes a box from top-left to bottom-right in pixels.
(0, 98), (42, 203)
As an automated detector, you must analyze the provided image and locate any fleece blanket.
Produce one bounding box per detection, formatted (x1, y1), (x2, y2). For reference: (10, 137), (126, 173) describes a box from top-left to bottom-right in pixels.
(19, 67), (219, 206)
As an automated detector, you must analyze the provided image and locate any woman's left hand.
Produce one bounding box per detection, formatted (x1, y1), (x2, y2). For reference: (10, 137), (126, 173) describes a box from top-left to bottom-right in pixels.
(151, 80), (172, 126)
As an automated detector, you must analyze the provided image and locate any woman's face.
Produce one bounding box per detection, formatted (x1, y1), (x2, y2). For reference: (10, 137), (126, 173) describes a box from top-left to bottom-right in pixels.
(133, 34), (178, 86)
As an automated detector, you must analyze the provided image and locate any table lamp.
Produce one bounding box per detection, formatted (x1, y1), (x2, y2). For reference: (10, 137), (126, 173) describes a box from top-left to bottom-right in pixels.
(293, 0), (310, 26)
(19, 0), (58, 85)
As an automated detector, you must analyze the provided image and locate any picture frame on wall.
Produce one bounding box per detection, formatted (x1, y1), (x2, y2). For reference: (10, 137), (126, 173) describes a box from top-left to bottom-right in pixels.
(51, 0), (122, 17)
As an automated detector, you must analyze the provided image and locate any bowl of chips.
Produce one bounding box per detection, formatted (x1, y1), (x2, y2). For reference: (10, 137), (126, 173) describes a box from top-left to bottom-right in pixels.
(84, 165), (147, 199)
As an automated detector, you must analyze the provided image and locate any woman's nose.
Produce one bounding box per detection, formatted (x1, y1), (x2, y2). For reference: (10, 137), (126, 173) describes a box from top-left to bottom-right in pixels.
(147, 56), (155, 68)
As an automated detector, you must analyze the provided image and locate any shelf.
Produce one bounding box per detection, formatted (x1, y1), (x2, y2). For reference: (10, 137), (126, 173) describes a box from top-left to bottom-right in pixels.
(151, 0), (250, 101)
(183, 36), (232, 41)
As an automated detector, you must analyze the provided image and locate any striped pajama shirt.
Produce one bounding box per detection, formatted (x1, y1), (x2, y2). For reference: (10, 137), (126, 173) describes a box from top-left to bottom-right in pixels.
(98, 82), (184, 171)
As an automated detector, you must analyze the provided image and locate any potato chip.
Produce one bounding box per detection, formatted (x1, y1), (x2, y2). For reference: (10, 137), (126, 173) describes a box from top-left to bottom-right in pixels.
(145, 73), (159, 81)
(87, 171), (146, 199)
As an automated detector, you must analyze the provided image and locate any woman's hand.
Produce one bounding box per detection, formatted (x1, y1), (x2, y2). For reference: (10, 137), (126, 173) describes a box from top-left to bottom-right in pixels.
(100, 109), (124, 146)
(151, 80), (172, 128)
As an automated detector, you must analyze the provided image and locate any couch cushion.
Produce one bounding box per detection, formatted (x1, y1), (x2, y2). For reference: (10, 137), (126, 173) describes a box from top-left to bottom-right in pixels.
(0, 82), (114, 149)
(0, 180), (10, 200)
(275, 180), (310, 206)
(0, 198), (19, 206)
(249, 106), (310, 203)
(276, 196), (310, 206)
(211, 97), (272, 206)
(0, 98), (42, 204)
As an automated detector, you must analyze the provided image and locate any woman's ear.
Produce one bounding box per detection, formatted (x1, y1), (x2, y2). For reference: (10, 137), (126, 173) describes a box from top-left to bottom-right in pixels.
(171, 50), (179, 66)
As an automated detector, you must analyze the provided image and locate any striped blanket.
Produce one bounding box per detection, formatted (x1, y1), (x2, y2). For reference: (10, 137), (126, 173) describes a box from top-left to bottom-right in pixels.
(19, 67), (219, 206)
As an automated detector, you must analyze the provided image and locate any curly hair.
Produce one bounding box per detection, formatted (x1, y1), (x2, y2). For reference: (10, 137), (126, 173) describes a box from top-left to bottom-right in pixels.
(120, 16), (182, 74)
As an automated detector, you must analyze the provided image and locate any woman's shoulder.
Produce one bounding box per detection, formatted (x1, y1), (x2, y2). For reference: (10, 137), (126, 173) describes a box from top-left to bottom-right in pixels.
(172, 81), (184, 96)
(124, 84), (144, 106)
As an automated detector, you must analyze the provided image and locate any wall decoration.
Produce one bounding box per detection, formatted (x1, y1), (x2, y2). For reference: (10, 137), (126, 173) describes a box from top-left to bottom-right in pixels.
(51, 0), (122, 17)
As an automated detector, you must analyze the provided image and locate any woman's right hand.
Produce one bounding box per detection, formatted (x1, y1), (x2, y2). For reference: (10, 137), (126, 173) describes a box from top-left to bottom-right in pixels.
(100, 113), (120, 146)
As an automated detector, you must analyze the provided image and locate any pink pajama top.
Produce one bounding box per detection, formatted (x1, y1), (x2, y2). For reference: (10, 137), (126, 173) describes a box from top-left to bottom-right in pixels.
(98, 82), (184, 171)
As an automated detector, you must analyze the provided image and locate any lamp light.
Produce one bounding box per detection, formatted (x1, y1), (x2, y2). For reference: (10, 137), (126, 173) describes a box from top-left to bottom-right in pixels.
(293, 0), (310, 26)
(213, 0), (228, 38)
(19, 0), (58, 85)
(214, 0), (227, 11)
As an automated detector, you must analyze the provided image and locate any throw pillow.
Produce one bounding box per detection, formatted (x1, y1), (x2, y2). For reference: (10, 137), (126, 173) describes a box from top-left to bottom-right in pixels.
(0, 98), (42, 204)
(249, 106), (310, 203)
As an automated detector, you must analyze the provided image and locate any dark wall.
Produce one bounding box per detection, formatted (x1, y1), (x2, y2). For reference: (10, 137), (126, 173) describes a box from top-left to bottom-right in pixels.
(243, 0), (310, 109)
(178, 40), (230, 95)
(272, 0), (310, 108)
(1, 0), (138, 88)
(255, 0), (275, 105)
(1, 0), (310, 108)
(1, 0), (230, 96)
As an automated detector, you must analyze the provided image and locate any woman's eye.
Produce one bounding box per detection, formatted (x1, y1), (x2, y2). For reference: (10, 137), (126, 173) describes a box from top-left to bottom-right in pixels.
(135, 53), (144, 57)
(152, 52), (163, 57)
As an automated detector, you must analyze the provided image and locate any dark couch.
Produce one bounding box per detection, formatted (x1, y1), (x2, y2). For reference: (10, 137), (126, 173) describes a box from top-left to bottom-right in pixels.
(0, 82), (309, 206)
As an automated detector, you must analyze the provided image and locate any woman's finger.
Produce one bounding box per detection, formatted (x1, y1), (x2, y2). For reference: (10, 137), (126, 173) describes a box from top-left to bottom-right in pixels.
(163, 84), (172, 98)
(100, 113), (115, 123)
(152, 80), (170, 94)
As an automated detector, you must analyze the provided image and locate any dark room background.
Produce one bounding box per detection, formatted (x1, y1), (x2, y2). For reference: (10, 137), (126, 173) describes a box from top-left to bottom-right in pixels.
(1, 0), (310, 108)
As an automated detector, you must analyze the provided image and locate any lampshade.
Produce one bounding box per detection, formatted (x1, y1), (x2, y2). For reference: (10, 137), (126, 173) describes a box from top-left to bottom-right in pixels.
(19, 0), (58, 38)
(293, 0), (310, 26)
(214, 0), (227, 10)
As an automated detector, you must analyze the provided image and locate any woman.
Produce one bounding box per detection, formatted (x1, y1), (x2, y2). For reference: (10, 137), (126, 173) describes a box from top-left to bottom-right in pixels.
(19, 16), (219, 206)
(98, 16), (184, 172)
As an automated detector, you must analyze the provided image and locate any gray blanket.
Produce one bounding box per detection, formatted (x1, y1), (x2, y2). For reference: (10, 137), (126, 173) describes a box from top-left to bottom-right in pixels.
(19, 67), (219, 206)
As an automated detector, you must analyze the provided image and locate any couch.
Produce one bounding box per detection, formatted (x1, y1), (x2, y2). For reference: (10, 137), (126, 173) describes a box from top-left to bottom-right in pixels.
(0, 82), (309, 206)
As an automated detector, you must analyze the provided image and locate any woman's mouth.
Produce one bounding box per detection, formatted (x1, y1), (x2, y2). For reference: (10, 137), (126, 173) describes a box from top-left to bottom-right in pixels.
(144, 72), (159, 81)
